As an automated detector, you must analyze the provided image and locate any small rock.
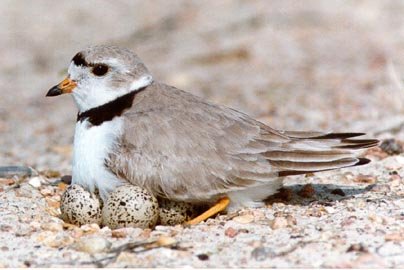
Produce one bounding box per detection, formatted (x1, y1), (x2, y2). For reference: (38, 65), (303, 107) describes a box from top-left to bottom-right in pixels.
(157, 235), (176, 246)
(15, 226), (33, 237)
(29, 221), (42, 231)
(61, 175), (72, 185)
(40, 187), (54, 196)
(385, 231), (404, 241)
(354, 174), (376, 184)
(37, 232), (74, 248)
(197, 254), (209, 261)
(233, 214), (254, 224)
(111, 228), (129, 238)
(347, 243), (368, 253)
(80, 223), (100, 234)
(267, 187), (293, 203)
(225, 227), (239, 238)
(377, 242), (402, 256)
(28, 177), (43, 188)
(324, 206), (336, 214)
(0, 224), (12, 232)
(286, 215), (297, 226)
(0, 178), (15, 186)
(74, 236), (111, 254)
(331, 188), (345, 196)
(41, 170), (61, 178)
(368, 214), (383, 223)
(116, 252), (141, 264)
(370, 184), (391, 193)
(341, 215), (357, 227)
(41, 222), (64, 232)
(298, 184), (315, 198)
(251, 247), (274, 261)
(270, 216), (288, 229)
(380, 139), (403, 155)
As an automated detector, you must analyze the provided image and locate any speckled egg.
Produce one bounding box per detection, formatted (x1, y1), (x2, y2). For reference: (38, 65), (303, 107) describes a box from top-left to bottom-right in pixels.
(60, 184), (102, 226)
(102, 185), (159, 229)
(158, 198), (202, 226)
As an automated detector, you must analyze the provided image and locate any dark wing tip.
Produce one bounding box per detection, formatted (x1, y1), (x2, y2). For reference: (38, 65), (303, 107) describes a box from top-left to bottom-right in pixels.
(313, 132), (366, 139)
(356, 157), (371, 166)
(336, 139), (380, 149)
(278, 157), (372, 177)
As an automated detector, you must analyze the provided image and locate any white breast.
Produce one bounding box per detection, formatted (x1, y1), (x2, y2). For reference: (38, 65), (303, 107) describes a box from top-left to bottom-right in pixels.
(72, 118), (125, 201)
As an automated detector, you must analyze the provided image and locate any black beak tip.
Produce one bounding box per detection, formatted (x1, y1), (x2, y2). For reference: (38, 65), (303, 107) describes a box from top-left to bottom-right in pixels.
(46, 85), (62, 97)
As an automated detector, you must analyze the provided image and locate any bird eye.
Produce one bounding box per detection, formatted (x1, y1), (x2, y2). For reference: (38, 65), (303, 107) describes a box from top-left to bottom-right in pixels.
(92, 64), (109, 76)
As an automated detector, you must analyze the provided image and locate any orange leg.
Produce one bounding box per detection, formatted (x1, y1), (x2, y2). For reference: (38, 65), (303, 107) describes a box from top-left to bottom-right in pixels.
(185, 197), (230, 225)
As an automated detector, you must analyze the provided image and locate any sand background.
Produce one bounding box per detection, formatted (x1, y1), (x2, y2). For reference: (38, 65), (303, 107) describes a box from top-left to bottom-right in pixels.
(0, 1), (403, 267)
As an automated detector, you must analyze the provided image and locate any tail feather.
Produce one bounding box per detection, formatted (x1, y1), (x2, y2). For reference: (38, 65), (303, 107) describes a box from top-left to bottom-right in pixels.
(284, 131), (366, 139)
(261, 131), (379, 177)
(278, 158), (371, 177)
(334, 139), (379, 149)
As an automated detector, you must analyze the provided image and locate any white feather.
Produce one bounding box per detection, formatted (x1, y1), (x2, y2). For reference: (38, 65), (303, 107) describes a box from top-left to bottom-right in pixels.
(72, 118), (125, 201)
(227, 179), (283, 211)
(68, 59), (153, 112)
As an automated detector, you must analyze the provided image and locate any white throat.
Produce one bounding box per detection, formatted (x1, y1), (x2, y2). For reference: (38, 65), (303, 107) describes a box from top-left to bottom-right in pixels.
(72, 74), (153, 112)
(72, 117), (125, 201)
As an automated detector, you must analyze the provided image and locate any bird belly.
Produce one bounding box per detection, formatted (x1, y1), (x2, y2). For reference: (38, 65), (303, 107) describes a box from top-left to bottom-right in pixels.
(72, 118), (125, 201)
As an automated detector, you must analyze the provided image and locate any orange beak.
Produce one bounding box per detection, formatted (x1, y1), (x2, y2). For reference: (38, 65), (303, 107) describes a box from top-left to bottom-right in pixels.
(46, 77), (77, 97)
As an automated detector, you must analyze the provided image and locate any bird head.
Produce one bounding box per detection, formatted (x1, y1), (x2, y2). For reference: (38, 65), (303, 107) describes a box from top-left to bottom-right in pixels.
(46, 45), (153, 112)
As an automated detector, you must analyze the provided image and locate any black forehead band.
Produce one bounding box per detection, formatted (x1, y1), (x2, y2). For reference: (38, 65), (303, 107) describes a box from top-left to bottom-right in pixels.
(72, 52), (88, 66)
(72, 52), (105, 68)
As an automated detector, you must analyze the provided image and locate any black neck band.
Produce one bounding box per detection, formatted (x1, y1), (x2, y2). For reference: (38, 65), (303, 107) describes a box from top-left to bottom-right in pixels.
(77, 86), (147, 126)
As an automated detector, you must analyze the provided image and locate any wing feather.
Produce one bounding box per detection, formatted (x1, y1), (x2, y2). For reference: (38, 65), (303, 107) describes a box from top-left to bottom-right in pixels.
(105, 83), (378, 203)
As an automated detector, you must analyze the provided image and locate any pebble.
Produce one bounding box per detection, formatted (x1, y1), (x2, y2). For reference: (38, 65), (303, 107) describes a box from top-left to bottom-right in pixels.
(225, 227), (239, 238)
(324, 206), (336, 214)
(286, 215), (297, 226)
(157, 235), (176, 246)
(331, 188), (346, 196)
(233, 214), (254, 224)
(0, 178), (15, 186)
(298, 184), (316, 198)
(346, 243), (368, 252)
(111, 228), (130, 238)
(74, 236), (111, 254)
(354, 174), (376, 184)
(368, 214), (383, 224)
(80, 223), (100, 234)
(377, 242), (403, 256)
(40, 187), (54, 196)
(28, 177), (42, 188)
(42, 170), (61, 178)
(251, 247), (275, 261)
(60, 175), (72, 185)
(379, 138), (403, 155)
(36, 232), (74, 248)
(270, 216), (288, 229)
(41, 222), (64, 232)
(385, 231), (404, 241)
(102, 185), (159, 229)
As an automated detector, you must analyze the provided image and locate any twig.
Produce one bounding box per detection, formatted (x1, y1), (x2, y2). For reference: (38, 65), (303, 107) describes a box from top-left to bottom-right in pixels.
(83, 236), (178, 267)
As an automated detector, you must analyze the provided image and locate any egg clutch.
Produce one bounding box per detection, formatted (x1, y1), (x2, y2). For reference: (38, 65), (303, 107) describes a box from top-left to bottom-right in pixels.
(60, 184), (203, 229)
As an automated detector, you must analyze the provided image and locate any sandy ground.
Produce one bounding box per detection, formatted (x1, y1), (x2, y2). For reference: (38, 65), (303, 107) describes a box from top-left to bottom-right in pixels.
(0, 0), (404, 267)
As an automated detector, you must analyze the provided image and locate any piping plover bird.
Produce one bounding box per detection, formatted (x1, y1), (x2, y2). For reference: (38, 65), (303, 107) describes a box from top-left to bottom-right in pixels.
(47, 45), (378, 224)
